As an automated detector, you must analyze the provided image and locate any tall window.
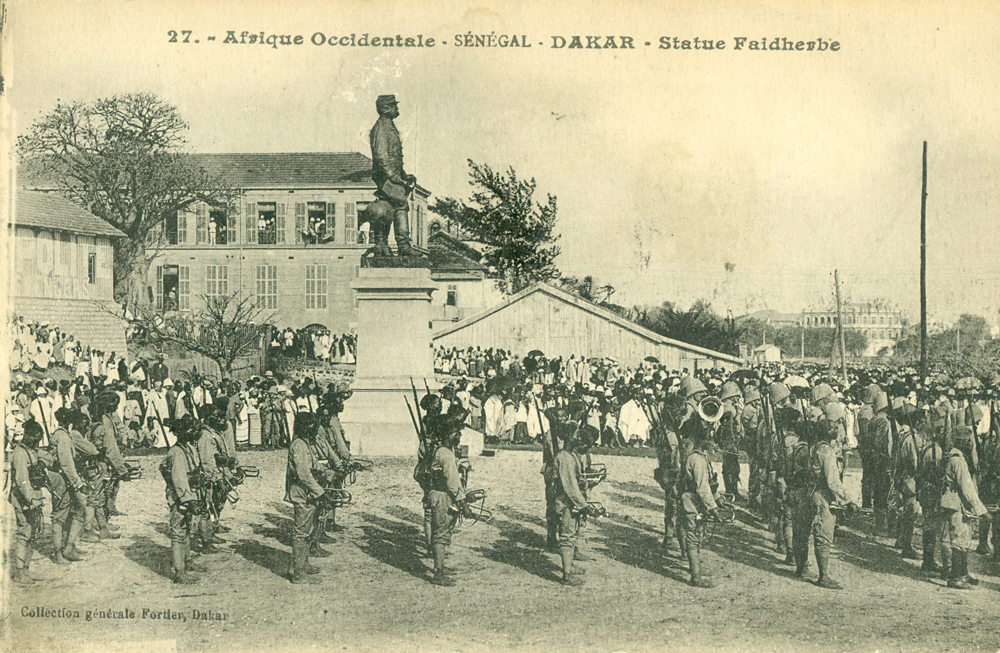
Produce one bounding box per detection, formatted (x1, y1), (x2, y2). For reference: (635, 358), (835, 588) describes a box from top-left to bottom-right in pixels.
(257, 202), (278, 244)
(345, 203), (357, 244)
(256, 265), (278, 309)
(166, 211), (179, 245)
(447, 284), (458, 307)
(87, 251), (97, 284)
(209, 209), (229, 245)
(176, 210), (187, 244)
(245, 203), (257, 244)
(196, 203), (208, 244)
(206, 265), (229, 299)
(178, 266), (190, 311)
(305, 264), (328, 309)
(309, 202), (328, 241)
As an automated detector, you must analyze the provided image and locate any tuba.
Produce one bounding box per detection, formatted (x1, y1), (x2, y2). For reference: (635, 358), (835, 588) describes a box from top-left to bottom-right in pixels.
(697, 396), (724, 424)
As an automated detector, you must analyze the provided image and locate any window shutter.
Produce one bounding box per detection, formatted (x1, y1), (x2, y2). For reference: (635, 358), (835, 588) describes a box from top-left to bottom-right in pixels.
(227, 211), (236, 246)
(269, 265), (278, 308)
(220, 266), (228, 295)
(295, 203), (306, 244)
(318, 265), (328, 309)
(206, 265), (216, 297)
(326, 203), (337, 241)
(177, 210), (188, 244)
(345, 203), (356, 244)
(179, 266), (190, 311)
(276, 203), (286, 243)
(156, 266), (163, 310)
(305, 264), (315, 309)
(196, 204), (208, 244)
(256, 265), (265, 307)
(246, 203), (257, 244)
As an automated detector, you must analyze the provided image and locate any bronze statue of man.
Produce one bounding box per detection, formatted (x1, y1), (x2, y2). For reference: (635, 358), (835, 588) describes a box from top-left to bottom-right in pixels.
(367, 94), (417, 257)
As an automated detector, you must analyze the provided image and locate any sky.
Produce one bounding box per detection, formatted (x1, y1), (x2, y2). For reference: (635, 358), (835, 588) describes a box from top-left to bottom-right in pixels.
(6, 0), (1000, 325)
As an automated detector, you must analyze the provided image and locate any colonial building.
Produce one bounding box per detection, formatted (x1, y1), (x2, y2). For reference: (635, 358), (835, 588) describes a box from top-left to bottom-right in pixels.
(10, 189), (126, 352)
(802, 300), (903, 356)
(426, 229), (504, 330)
(146, 152), (440, 333)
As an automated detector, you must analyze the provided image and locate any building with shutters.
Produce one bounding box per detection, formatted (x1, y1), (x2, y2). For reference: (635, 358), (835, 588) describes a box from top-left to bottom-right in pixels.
(146, 152), (434, 333)
(9, 189), (127, 353)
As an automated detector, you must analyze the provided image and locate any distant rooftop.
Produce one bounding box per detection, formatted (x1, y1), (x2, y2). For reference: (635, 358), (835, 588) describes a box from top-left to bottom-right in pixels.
(21, 152), (429, 193)
(13, 189), (125, 238)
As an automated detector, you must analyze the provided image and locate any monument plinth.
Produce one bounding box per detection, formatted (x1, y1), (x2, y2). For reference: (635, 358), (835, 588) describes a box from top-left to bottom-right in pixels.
(340, 267), (438, 456)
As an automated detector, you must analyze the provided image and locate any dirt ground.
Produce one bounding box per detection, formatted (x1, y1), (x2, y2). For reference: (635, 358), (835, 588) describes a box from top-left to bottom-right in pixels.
(4, 449), (999, 653)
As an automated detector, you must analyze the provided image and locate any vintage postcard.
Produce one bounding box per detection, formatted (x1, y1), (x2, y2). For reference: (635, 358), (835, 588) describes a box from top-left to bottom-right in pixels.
(2, 1), (999, 652)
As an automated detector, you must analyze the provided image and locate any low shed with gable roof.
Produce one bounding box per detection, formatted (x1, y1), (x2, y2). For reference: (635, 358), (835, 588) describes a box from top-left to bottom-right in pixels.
(432, 283), (744, 373)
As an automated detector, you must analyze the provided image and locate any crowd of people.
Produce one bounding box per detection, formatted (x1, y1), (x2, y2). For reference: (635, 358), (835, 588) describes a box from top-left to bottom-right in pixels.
(7, 330), (1000, 593)
(270, 327), (356, 364)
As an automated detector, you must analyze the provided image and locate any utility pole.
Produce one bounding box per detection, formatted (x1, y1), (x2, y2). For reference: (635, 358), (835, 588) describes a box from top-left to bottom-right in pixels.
(920, 141), (928, 379)
(835, 270), (848, 385)
(801, 327), (805, 359)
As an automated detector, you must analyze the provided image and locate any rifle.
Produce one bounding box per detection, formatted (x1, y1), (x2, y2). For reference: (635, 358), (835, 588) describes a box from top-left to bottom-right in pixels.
(533, 395), (554, 465)
(404, 396), (422, 440)
(409, 378), (425, 435)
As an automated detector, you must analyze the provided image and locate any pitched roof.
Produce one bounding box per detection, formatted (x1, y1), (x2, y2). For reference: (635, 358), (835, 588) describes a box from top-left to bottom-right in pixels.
(182, 152), (376, 188)
(13, 189), (125, 238)
(434, 282), (744, 364)
(428, 233), (487, 274)
(428, 230), (484, 262)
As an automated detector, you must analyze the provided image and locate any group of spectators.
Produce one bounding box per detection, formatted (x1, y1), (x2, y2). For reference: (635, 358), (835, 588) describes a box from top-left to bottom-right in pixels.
(270, 327), (356, 365)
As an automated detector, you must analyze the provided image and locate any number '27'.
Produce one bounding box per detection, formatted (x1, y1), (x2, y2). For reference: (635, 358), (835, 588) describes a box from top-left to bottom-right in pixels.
(167, 30), (193, 43)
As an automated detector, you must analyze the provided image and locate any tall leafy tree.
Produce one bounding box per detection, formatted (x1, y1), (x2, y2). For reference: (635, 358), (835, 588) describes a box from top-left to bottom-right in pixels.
(18, 93), (233, 309)
(430, 160), (561, 294)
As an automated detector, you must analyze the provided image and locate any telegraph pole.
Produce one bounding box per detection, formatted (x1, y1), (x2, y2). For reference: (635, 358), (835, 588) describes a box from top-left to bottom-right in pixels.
(835, 270), (848, 385)
(920, 141), (928, 379)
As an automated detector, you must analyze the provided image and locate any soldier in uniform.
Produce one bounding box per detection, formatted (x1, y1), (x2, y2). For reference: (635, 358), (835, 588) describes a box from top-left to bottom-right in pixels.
(810, 415), (854, 589)
(415, 393), (445, 555)
(553, 423), (597, 587)
(194, 410), (227, 553)
(787, 410), (816, 578)
(318, 389), (354, 535)
(8, 421), (46, 584)
(284, 413), (327, 584)
(939, 426), (989, 589)
(917, 417), (947, 574)
(654, 395), (684, 554)
(868, 391), (893, 535)
(368, 94), (418, 257)
(427, 412), (472, 586)
(541, 405), (568, 549)
(718, 381), (744, 500)
(86, 393), (128, 541)
(678, 417), (719, 588)
(894, 406), (924, 560)
(855, 383), (880, 509)
(741, 385), (765, 510)
(45, 408), (98, 564)
(160, 415), (209, 584)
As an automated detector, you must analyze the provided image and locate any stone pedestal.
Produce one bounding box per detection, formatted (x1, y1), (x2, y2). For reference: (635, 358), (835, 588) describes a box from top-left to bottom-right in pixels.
(340, 267), (438, 456)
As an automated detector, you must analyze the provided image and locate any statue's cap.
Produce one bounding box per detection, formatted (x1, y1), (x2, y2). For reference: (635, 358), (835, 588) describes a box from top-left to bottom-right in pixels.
(376, 94), (398, 109)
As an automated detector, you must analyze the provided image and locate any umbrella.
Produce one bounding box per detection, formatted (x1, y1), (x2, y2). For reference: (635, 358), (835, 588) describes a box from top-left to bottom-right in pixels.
(527, 350), (544, 357)
(784, 375), (809, 389)
(644, 356), (660, 364)
(956, 376), (982, 390)
(729, 369), (760, 385)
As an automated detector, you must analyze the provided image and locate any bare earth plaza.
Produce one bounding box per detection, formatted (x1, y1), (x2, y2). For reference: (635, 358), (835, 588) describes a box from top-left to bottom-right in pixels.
(4, 2), (1000, 652)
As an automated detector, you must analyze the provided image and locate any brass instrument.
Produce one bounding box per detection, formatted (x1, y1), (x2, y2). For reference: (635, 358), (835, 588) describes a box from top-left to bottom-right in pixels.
(580, 462), (607, 489)
(697, 396), (724, 424)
